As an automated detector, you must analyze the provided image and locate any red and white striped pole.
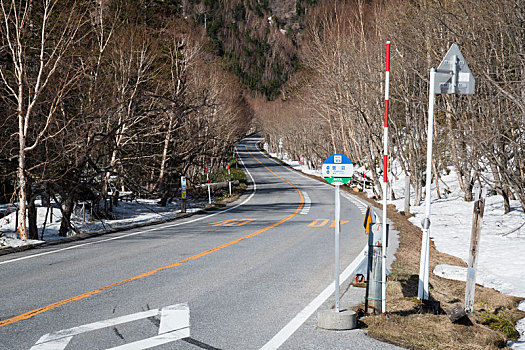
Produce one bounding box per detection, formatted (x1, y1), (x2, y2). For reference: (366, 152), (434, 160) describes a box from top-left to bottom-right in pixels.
(381, 41), (391, 313)
(363, 164), (367, 190)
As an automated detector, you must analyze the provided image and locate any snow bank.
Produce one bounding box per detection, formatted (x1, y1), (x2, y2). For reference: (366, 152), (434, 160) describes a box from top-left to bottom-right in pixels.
(0, 198), (205, 249)
(388, 168), (525, 348)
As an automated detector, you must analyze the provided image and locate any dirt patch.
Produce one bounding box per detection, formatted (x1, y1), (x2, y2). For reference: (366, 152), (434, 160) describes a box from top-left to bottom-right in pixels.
(351, 190), (525, 349)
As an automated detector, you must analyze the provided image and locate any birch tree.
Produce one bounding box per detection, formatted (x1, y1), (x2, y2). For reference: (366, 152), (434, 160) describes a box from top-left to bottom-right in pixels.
(0, 0), (87, 239)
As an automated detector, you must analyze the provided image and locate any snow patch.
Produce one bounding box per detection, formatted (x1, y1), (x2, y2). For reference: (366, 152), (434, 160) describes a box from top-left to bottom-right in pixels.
(0, 199), (206, 249)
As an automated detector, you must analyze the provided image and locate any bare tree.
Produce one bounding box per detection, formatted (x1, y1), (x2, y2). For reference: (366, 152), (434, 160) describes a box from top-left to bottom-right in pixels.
(0, 0), (87, 239)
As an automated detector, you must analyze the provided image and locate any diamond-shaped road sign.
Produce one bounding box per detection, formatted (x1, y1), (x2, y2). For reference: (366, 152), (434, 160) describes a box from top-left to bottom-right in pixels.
(434, 43), (475, 95)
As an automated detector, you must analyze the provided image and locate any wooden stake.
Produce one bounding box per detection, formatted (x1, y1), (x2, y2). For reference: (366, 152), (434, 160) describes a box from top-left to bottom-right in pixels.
(404, 175), (411, 215)
(464, 186), (486, 313)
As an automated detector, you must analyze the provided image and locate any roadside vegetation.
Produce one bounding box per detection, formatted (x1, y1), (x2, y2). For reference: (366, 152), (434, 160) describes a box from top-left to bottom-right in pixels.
(256, 2), (525, 344)
(352, 195), (525, 349)
(258, 0), (525, 211)
(0, 0), (253, 239)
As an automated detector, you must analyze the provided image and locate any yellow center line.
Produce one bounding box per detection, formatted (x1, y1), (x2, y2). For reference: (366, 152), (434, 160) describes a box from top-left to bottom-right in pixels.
(0, 143), (304, 328)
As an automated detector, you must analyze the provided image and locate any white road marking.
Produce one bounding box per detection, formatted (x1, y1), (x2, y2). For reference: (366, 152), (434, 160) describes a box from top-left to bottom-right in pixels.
(300, 192), (311, 215)
(107, 329), (190, 350)
(29, 337), (73, 350)
(0, 143), (258, 266)
(259, 245), (367, 350)
(30, 303), (190, 350)
(158, 303), (190, 334)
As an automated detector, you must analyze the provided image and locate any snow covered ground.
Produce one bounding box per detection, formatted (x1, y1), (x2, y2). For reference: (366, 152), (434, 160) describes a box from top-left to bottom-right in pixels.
(387, 169), (525, 300)
(387, 168), (525, 349)
(265, 145), (525, 348)
(0, 198), (206, 249)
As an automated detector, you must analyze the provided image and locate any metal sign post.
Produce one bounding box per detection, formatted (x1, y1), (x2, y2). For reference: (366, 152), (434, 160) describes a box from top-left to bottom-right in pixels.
(363, 206), (375, 313)
(234, 145), (238, 168)
(227, 163), (231, 195)
(181, 176), (187, 213)
(322, 154), (354, 312)
(279, 138), (283, 159)
(334, 183), (341, 311)
(418, 43), (475, 300)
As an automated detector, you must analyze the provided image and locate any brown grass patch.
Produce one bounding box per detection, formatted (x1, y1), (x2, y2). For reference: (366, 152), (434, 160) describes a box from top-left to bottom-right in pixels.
(350, 190), (525, 350)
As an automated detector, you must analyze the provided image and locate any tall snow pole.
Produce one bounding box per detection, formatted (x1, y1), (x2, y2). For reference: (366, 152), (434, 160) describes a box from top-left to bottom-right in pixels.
(363, 165), (366, 190)
(206, 166), (211, 204)
(381, 41), (391, 313)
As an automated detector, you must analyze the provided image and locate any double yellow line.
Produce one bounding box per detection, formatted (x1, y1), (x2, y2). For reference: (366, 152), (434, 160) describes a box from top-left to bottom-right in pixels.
(0, 144), (304, 328)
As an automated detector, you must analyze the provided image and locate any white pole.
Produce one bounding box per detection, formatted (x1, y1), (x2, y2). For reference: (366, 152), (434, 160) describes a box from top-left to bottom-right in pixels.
(206, 168), (211, 204)
(418, 67), (436, 300)
(334, 183), (341, 312)
(381, 41), (391, 313)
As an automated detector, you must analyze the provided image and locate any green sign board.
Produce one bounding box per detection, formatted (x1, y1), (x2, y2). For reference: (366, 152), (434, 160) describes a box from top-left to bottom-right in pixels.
(325, 177), (352, 184)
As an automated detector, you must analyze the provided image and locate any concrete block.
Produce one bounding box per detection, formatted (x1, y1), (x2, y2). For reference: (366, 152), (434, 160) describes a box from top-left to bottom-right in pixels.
(317, 309), (357, 330)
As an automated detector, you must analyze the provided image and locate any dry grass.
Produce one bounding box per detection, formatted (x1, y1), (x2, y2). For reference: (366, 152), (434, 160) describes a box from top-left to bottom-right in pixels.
(350, 190), (525, 350)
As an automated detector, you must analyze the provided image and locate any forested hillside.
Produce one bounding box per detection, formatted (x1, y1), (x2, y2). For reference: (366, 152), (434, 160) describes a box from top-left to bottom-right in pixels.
(0, 0), (253, 239)
(3, 0), (524, 241)
(181, 0), (317, 99)
(257, 0), (525, 212)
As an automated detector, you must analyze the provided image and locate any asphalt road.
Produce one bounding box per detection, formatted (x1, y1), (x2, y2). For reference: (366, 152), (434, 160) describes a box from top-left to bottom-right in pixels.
(0, 136), (402, 349)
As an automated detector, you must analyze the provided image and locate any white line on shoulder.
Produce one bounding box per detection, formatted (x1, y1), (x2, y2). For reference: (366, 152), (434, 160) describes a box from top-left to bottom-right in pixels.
(0, 143), (258, 266)
(259, 245), (367, 350)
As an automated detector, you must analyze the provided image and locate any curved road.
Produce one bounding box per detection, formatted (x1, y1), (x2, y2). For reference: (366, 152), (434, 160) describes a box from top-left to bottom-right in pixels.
(0, 136), (401, 349)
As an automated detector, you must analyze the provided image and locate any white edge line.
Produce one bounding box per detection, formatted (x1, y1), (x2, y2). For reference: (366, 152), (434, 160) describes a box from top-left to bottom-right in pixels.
(0, 143), (258, 266)
(259, 245), (367, 350)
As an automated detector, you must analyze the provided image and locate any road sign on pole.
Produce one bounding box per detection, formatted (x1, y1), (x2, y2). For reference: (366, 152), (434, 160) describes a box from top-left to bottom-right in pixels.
(434, 43), (475, 95)
(418, 43), (475, 301)
(363, 206), (375, 235)
(322, 154), (354, 312)
(181, 176), (187, 213)
(322, 154), (354, 185)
